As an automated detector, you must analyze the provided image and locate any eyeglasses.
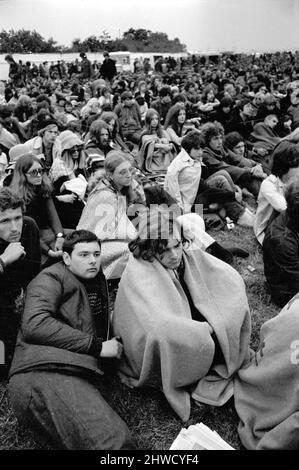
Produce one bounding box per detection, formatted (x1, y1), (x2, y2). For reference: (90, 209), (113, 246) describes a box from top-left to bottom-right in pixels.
(26, 168), (44, 177)
(69, 147), (82, 154)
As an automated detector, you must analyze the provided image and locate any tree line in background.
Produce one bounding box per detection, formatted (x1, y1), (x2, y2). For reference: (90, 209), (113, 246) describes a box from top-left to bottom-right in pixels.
(0, 28), (187, 53)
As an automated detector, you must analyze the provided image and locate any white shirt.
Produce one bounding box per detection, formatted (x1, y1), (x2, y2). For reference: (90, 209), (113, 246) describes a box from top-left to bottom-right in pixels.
(164, 148), (202, 213)
(254, 174), (287, 244)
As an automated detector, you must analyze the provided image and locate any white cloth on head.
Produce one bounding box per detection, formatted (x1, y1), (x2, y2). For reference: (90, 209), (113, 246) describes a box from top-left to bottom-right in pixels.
(176, 213), (214, 251)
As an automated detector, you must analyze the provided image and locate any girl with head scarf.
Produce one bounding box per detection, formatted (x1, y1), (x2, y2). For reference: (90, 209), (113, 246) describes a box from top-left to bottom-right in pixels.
(50, 130), (86, 228)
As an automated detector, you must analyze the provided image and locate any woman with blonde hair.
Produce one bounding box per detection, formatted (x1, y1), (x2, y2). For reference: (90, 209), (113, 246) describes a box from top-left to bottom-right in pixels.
(50, 130), (86, 228)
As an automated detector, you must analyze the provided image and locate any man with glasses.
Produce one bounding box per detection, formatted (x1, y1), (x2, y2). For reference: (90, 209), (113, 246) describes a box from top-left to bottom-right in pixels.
(24, 116), (59, 173)
(0, 188), (40, 375)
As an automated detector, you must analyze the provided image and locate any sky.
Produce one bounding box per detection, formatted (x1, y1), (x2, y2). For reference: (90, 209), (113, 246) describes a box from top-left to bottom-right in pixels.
(1, 0), (299, 53)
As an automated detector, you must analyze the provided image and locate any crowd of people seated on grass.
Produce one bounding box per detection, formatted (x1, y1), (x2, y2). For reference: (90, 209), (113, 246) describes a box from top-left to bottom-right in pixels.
(2, 49), (299, 450)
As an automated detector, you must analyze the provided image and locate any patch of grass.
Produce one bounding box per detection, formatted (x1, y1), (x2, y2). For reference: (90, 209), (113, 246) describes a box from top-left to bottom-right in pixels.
(0, 226), (280, 450)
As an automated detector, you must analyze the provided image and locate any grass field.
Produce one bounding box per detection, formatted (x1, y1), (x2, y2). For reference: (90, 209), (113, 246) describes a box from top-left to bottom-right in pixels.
(0, 225), (280, 450)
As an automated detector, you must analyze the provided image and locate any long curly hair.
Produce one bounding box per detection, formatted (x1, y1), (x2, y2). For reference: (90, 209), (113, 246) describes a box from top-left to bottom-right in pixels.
(10, 154), (53, 205)
(164, 103), (186, 136)
(129, 209), (185, 262)
(100, 111), (120, 139)
(200, 121), (224, 147)
(141, 108), (164, 139)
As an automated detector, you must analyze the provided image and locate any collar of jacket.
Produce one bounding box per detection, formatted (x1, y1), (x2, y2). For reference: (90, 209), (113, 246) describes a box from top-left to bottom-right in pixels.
(59, 261), (110, 339)
(203, 145), (226, 160)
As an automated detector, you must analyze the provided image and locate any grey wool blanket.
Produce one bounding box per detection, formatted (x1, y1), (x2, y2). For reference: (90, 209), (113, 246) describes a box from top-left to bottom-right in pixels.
(235, 294), (299, 449)
(113, 247), (251, 421)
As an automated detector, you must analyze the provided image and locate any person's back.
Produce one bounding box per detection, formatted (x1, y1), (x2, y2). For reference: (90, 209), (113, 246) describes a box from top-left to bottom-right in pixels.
(263, 210), (299, 307)
(235, 295), (299, 449)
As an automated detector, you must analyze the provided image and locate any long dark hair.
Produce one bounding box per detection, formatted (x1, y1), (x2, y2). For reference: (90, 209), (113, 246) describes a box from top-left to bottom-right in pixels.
(164, 103), (186, 136)
(141, 109), (164, 139)
(101, 111), (120, 139)
(129, 209), (184, 262)
(10, 154), (53, 204)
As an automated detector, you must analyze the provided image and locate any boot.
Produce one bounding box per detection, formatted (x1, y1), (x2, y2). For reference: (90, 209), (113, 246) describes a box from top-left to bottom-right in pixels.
(206, 242), (234, 264)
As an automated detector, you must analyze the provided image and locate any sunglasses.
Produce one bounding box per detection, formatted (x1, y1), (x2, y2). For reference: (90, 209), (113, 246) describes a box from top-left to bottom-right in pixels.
(26, 168), (44, 177)
(69, 146), (82, 154)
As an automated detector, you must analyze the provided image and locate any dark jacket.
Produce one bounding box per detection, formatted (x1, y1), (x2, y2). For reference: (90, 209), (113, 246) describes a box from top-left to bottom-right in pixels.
(100, 58), (117, 81)
(0, 216), (40, 308)
(151, 99), (171, 125)
(202, 146), (249, 181)
(263, 211), (299, 307)
(226, 111), (255, 140)
(9, 261), (110, 378)
(114, 103), (142, 136)
(202, 147), (261, 197)
(80, 58), (94, 79)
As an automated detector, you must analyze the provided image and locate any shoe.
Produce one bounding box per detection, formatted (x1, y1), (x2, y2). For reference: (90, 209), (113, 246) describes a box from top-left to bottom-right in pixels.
(206, 242), (234, 264)
(242, 187), (254, 198)
(237, 207), (255, 227)
(225, 246), (249, 258)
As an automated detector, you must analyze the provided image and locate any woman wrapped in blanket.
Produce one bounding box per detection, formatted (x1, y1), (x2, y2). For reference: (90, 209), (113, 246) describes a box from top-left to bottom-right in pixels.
(77, 150), (146, 279)
(139, 109), (176, 173)
(113, 209), (251, 421)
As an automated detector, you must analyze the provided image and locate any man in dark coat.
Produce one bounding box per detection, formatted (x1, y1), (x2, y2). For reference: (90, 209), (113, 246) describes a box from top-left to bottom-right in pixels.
(4, 54), (23, 86)
(151, 86), (172, 125)
(8, 229), (134, 450)
(100, 52), (117, 82)
(0, 188), (40, 373)
(79, 52), (94, 80)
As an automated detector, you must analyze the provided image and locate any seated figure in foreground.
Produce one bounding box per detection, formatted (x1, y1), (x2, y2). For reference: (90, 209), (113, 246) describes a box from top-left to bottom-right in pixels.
(113, 210), (251, 421)
(8, 230), (134, 450)
(235, 293), (299, 449)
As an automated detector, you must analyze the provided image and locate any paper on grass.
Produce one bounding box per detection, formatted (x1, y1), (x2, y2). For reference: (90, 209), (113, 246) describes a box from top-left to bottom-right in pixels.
(169, 422), (235, 451)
